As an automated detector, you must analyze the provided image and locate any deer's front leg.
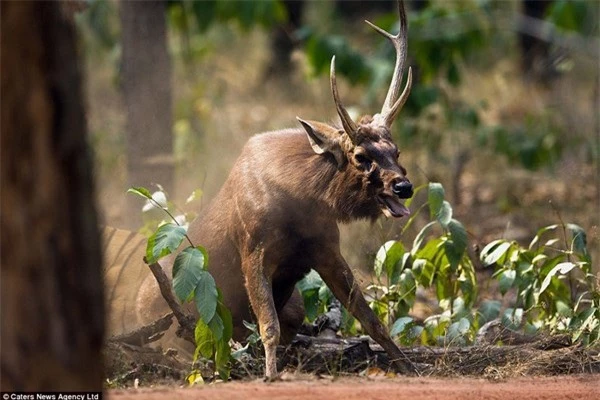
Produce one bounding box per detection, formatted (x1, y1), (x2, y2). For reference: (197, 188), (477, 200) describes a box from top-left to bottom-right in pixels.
(315, 252), (409, 373)
(242, 249), (280, 379)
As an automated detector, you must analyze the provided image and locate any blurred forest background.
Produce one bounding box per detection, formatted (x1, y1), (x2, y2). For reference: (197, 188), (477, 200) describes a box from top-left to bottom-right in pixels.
(75, 0), (599, 267)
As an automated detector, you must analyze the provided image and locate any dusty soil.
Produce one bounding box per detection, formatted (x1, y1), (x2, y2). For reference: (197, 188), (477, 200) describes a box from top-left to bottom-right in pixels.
(109, 375), (599, 400)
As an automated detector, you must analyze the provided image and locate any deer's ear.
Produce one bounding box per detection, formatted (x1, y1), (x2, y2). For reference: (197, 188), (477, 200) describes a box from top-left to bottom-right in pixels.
(297, 117), (346, 167)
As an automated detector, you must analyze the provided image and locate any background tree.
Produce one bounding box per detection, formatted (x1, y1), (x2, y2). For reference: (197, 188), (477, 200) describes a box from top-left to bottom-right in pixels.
(1, 2), (104, 391)
(120, 0), (174, 228)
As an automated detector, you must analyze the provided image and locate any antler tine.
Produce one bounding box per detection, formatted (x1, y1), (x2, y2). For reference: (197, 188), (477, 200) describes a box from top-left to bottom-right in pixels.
(365, 0), (411, 127)
(330, 56), (358, 141)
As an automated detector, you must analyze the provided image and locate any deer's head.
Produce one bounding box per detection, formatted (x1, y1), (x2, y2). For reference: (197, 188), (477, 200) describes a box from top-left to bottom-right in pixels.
(298, 1), (413, 219)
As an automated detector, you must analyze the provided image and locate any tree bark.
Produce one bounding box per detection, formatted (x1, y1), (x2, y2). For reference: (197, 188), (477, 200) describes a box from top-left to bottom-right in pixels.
(120, 1), (174, 229)
(1, 2), (104, 391)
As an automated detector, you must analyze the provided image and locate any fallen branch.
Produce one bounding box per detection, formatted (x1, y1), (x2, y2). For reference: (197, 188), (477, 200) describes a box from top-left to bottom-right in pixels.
(109, 312), (174, 346)
(146, 259), (195, 344)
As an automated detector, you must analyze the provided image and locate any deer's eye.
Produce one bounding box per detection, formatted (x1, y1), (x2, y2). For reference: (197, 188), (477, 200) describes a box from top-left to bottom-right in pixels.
(355, 154), (372, 170)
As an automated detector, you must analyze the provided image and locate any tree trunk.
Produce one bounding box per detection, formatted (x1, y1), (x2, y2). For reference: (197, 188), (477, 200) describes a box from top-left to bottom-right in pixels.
(1, 2), (104, 391)
(120, 0), (174, 229)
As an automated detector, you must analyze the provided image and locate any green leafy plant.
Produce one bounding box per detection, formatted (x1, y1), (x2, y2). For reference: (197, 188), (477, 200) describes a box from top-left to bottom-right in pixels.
(481, 222), (598, 343)
(369, 182), (477, 346)
(128, 186), (233, 381)
(374, 183), (598, 346)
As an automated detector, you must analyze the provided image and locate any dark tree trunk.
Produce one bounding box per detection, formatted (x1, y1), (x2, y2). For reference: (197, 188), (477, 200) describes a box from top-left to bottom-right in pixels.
(520, 0), (555, 80)
(120, 0), (174, 228)
(1, 2), (104, 391)
(266, 0), (305, 77)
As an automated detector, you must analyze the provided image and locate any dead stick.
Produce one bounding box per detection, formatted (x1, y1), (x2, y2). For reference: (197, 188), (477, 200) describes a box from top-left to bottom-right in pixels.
(146, 260), (195, 344)
(109, 312), (174, 346)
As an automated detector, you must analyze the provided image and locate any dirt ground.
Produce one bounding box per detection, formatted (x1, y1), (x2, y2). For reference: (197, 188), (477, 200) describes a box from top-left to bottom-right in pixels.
(109, 375), (599, 400)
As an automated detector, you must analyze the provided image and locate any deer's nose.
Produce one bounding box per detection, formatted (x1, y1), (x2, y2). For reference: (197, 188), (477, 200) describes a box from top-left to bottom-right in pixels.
(392, 180), (413, 199)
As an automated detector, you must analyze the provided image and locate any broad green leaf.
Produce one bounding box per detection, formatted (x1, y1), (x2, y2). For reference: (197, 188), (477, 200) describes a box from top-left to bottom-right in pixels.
(390, 316), (414, 337)
(567, 223), (590, 262)
(302, 288), (319, 322)
(412, 221), (437, 254)
(398, 269), (416, 295)
(194, 319), (214, 360)
(146, 223), (187, 264)
(208, 312), (224, 341)
(374, 240), (395, 278)
(215, 339), (231, 380)
(428, 182), (445, 219)
(445, 219), (467, 268)
(415, 237), (444, 266)
(555, 300), (573, 317)
(127, 186), (153, 200)
(480, 239), (505, 259)
(540, 262), (577, 294)
(375, 241), (406, 283)
(482, 241), (512, 266)
(217, 290), (233, 342)
(499, 269), (516, 295)
(436, 200), (453, 227)
(412, 258), (435, 287)
(173, 247), (206, 302)
(478, 300), (501, 325)
(571, 307), (598, 341)
(194, 271), (218, 324)
(297, 269), (323, 292)
(502, 307), (523, 329)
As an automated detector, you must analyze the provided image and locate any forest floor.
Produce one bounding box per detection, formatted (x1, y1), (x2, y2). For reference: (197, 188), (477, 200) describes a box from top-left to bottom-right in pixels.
(108, 375), (599, 400)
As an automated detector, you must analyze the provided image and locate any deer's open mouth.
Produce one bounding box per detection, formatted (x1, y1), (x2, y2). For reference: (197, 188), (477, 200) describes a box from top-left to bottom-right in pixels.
(379, 195), (410, 218)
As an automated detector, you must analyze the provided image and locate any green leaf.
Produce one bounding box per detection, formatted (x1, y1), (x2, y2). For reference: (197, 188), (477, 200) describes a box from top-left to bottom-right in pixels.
(390, 316), (414, 337)
(374, 241), (406, 283)
(217, 290), (233, 342)
(446, 219), (467, 267)
(173, 247), (206, 302)
(146, 223), (187, 264)
(412, 258), (435, 287)
(208, 312), (224, 341)
(502, 308), (523, 330)
(481, 241), (512, 266)
(127, 186), (153, 200)
(297, 270), (324, 292)
(567, 223), (590, 262)
(540, 262), (577, 294)
(436, 200), (453, 227)
(301, 289), (319, 322)
(428, 182), (445, 219)
(194, 270), (218, 324)
(215, 339), (231, 380)
(571, 307), (598, 341)
(478, 300), (501, 325)
(194, 319), (214, 360)
(412, 221), (437, 254)
(499, 270), (516, 295)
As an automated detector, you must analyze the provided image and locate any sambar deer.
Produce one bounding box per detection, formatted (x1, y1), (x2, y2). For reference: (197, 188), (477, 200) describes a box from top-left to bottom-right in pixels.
(160, 0), (414, 378)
